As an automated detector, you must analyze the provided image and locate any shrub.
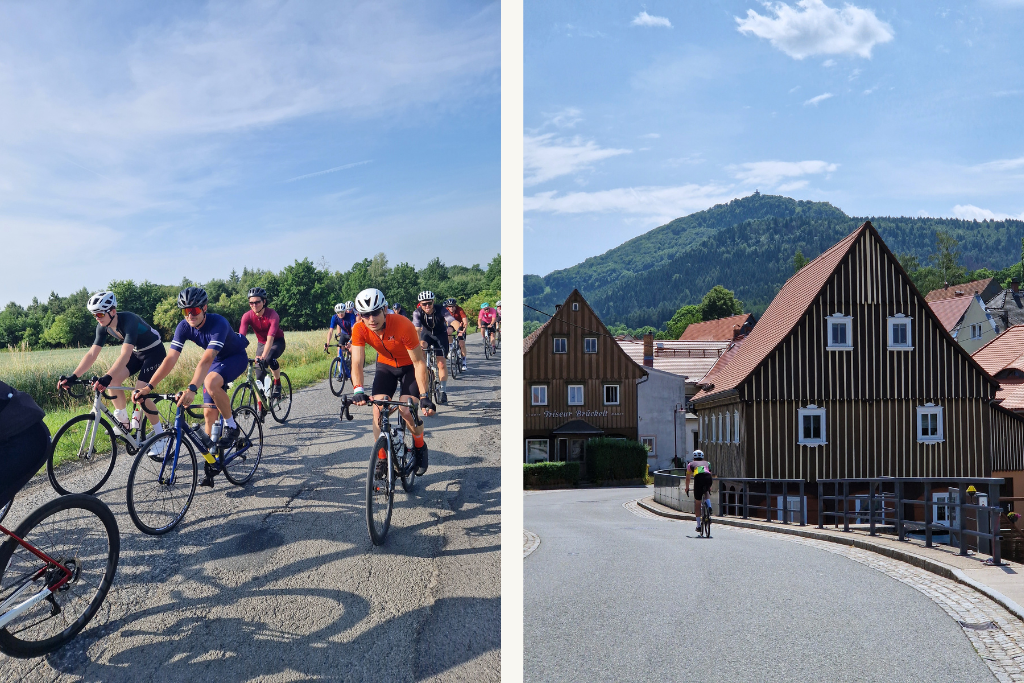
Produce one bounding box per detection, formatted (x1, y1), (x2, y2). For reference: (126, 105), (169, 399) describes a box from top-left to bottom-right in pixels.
(585, 438), (648, 482)
(523, 462), (580, 488)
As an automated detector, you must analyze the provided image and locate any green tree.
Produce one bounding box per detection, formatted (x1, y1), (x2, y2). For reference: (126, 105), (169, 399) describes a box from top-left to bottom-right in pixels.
(485, 254), (501, 287)
(152, 297), (181, 339)
(792, 249), (809, 274)
(698, 285), (743, 321)
(896, 253), (921, 274)
(523, 274), (545, 297)
(41, 306), (94, 348)
(664, 304), (702, 339)
(930, 231), (967, 286)
(367, 252), (389, 290)
(209, 292), (248, 328)
(277, 258), (331, 330)
(419, 257), (449, 292)
(385, 262), (419, 312)
(341, 259), (372, 302)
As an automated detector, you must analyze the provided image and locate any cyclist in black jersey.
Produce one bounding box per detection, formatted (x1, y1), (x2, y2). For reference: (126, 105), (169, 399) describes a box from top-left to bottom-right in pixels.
(411, 291), (451, 405)
(57, 291), (166, 440)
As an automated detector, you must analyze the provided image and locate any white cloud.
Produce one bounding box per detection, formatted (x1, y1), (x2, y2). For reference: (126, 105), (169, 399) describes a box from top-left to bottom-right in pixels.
(849, 68), (862, 80)
(730, 159), (838, 186)
(632, 11), (672, 28)
(822, 59), (836, 67)
(543, 107), (584, 129)
(804, 92), (834, 105)
(736, 0), (894, 59)
(640, 133), (661, 139)
(952, 204), (1024, 221)
(778, 180), (809, 191)
(972, 156), (1024, 172)
(285, 160), (372, 183)
(523, 134), (631, 187)
(524, 184), (740, 222)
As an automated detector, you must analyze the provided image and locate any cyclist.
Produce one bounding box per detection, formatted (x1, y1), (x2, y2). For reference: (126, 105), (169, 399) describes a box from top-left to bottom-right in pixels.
(238, 287), (285, 398)
(392, 302), (407, 318)
(56, 291), (166, 444)
(494, 299), (502, 347)
(133, 287), (250, 487)
(349, 288), (436, 475)
(684, 450), (713, 534)
(412, 291), (450, 405)
(478, 302), (498, 354)
(0, 380), (49, 511)
(444, 298), (470, 371)
(325, 301), (355, 352)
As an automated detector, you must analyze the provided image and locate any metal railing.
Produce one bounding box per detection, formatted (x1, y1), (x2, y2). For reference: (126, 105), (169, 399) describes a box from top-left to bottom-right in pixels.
(717, 478), (806, 526)
(817, 479), (898, 536)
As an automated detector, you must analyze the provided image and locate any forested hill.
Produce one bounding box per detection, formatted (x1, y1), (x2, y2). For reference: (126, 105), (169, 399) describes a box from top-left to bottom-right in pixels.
(524, 193), (1024, 330)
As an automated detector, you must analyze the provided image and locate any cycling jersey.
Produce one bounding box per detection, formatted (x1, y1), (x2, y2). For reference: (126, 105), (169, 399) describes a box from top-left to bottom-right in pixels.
(412, 306), (450, 355)
(239, 308), (284, 344)
(689, 463), (710, 477)
(447, 306), (469, 324)
(351, 313), (420, 368)
(330, 312), (355, 335)
(93, 311), (163, 354)
(478, 308), (497, 326)
(170, 313), (249, 359)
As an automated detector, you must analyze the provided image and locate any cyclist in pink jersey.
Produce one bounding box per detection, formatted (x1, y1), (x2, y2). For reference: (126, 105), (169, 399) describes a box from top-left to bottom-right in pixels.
(238, 287), (286, 398)
(477, 303), (498, 354)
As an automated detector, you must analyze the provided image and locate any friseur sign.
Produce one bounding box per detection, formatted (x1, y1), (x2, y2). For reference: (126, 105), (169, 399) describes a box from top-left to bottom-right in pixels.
(528, 409), (624, 419)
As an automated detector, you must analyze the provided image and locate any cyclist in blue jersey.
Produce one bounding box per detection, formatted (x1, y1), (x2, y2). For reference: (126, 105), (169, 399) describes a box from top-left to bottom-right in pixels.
(324, 301), (356, 351)
(133, 287), (250, 487)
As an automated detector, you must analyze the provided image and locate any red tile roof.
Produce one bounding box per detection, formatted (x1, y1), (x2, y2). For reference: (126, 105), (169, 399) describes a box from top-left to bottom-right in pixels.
(679, 313), (755, 341)
(926, 295), (974, 333)
(617, 339), (731, 381)
(693, 223), (867, 401)
(972, 325), (1024, 375)
(995, 380), (1024, 412)
(924, 277), (996, 302)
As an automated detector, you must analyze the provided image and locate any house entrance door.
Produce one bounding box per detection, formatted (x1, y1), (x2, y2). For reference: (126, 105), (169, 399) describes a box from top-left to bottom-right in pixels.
(569, 439), (586, 476)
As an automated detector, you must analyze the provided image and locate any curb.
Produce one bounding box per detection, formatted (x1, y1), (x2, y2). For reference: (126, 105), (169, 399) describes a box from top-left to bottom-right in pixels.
(523, 530), (540, 558)
(637, 497), (1024, 623)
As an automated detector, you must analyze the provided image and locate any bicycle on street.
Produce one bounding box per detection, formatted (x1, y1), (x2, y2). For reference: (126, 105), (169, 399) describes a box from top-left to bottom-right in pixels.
(448, 331), (463, 379)
(424, 346), (443, 406)
(231, 357), (292, 423)
(483, 325), (497, 360)
(0, 493), (120, 658)
(340, 395), (421, 546)
(327, 339), (352, 397)
(699, 492), (712, 538)
(125, 393), (263, 535)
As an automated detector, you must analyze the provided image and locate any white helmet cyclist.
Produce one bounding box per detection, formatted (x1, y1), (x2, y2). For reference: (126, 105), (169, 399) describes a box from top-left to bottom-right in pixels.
(692, 450), (705, 460)
(87, 291), (117, 314)
(344, 301), (354, 311)
(418, 290), (435, 303)
(496, 300), (501, 307)
(354, 288), (387, 314)
(334, 303), (346, 314)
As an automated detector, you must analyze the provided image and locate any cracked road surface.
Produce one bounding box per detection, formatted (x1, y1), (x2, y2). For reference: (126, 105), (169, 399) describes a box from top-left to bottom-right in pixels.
(2, 337), (500, 682)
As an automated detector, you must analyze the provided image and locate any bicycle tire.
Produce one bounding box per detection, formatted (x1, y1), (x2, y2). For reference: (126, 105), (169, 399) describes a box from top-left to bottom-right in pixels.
(223, 405), (263, 485)
(270, 373), (292, 423)
(483, 337), (490, 360)
(47, 414), (118, 496)
(0, 497), (11, 525)
(329, 357), (348, 397)
(449, 348), (459, 379)
(0, 493), (119, 658)
(702, 499), (712, 538)
(231, 381), (256, 414)
(126, 432), (198, 535)
(366, 435), (393, 545)
(399, 426), (416, 492)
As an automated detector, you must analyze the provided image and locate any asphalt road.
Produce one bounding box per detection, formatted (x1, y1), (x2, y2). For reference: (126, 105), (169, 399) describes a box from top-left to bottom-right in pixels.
(1, 336), (500, 682)
(524, 487), (996, 683)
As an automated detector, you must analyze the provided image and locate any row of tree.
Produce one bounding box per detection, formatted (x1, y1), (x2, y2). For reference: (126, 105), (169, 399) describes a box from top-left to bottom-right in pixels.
(2, 253), (501, 349)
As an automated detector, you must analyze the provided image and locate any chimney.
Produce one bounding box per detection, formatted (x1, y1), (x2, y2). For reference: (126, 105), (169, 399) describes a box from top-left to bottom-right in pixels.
(1013, 278), (1020, 294)
(554, 304), (561, 312)
(643, 333), (654, 367)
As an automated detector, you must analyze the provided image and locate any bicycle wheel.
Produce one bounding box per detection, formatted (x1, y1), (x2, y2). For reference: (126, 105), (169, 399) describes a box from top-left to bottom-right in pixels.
(483, 337), (491, 360)
(432, 371), (442, 405)
(0, 494), (119, 658)
(702, 499), (712, 538)
(0, 497), (11, 524)
(126, 432), (198, 535)
(399, 427), (416, 492)
(223, 405), (263, 485)
(449, 349), (459, 379)
(270, 373), (292, 423)
(366, 435), (393, 545)
(330, 357), (349, 396)
(47, 414), (118, 496)
(231, 381), (256, 414)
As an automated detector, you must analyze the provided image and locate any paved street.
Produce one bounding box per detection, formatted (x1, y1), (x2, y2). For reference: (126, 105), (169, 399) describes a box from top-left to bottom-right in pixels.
(525, 486), (997, 683)
(1, 337), (500, 682)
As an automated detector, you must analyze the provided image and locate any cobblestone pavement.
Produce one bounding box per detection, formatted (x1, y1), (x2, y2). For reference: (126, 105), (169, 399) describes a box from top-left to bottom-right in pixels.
(626, 498), (1024, 682)
(523, 530), (540, 558)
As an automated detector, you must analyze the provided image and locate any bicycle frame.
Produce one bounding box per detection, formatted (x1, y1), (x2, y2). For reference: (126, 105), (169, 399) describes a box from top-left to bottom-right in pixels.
(73, 384), (150, 454)
(141, 395), (251, 482)
(0, 526), (73, 629)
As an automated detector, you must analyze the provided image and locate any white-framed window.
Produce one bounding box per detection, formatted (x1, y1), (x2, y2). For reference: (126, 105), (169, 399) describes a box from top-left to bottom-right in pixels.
(584, 337), (597, 353)
(933, 491), (960, 529)
(971, 323), (983, 340)
(777, 495), (808, 524)
(531, 385), (548, 406)
(733, 410), (740, 443)
(572, 302), (579, 311)
(603, 384), (619, 405)
(525, 439), (549, 463)
(568, 384), (584, 405)
(553, 337), (567, 354)
(917, 404), (944, 443)
(825, 313), (853, 350)
(641, 436), (656, 455)
(798, 405), (827, 446)
(887, 314), (913, 350)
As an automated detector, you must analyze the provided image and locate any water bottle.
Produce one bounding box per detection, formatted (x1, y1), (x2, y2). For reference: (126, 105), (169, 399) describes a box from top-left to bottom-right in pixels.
(263, 375), (273, 395)
(210, 420), (222, 445)
(130, 409), (142, 431)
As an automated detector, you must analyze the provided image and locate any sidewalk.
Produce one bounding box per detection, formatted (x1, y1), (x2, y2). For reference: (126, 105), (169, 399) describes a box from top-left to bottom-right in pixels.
(638, 495), (1024, 622)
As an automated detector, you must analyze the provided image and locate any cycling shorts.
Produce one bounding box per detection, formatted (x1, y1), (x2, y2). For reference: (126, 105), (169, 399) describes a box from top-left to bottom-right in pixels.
(419, 331), (449, 357)
(693, 472), (713, 501)
(371, 361), (418, 398)
(204, 353), (249, 405)
(125, 343), (167, 384)
(255, 338), (286, 379)
(335, 331), (351, 346)
(0, 422), (50, 510)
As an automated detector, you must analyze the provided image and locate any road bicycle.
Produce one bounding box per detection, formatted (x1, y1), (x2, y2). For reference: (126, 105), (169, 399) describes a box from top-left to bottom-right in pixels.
(340, 395), (421, 545)
(0, 493), (119, 658)
(482, 325), (497, 360)
(48, 377), (171, 496)
(0, 498), (11, 525)
(424, 345), (443, 406)
(327, 341), (352, 397)
(231, 358), (292, 423)
(125, 394), (263, 535)
(447, 331), (463, 379)
(699, 493), (712, 538)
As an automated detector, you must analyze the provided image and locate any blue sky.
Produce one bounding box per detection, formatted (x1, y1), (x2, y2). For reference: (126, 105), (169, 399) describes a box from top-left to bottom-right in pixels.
(1, 1), (499, 306)
(524, 0), (1024, 276)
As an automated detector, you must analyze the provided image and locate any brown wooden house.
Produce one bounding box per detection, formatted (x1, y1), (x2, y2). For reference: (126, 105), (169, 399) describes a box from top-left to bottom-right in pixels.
(523, 290), (647, 469)
(692, 221), (1024, 484)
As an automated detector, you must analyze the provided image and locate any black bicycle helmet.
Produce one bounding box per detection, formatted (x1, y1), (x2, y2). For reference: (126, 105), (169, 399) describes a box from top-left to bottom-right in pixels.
(443, 298), (456, 307)
(177, 286), (208, 309)
(247, 287), (267, 300)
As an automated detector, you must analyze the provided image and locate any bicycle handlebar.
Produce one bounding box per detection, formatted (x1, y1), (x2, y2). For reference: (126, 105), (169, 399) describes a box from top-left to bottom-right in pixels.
(135, 393), (205, 419)
(340, 395), (423, 427)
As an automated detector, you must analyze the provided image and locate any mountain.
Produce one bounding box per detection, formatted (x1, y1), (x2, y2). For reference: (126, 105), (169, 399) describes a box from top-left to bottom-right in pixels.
(524, 193), (1024, 329)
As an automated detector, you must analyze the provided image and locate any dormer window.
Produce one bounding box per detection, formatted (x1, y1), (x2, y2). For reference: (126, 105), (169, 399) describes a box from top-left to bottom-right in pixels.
(887, 314), (913, 350)
(825, 313), (853, 350)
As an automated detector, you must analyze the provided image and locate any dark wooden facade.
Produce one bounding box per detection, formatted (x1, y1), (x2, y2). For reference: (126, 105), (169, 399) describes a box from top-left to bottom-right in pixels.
(523, 290), (646, 461)
(694, 222), (1024, 482)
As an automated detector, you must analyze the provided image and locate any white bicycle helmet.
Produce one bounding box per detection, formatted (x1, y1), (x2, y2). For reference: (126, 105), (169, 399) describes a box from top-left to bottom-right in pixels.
(87, 291), (117, 314)
(495, 300), (501, 307)
(692, 450), (705, 460)
(354, 288), (387, 314)
(418, 291), (435, 303)
(344, 301), (354, 311)
(334, 303), (346, 314)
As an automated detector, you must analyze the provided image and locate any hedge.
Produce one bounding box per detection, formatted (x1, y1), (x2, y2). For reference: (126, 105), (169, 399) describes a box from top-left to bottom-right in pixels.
(523, 462), (581, 488)
(585, 438), (649, 482)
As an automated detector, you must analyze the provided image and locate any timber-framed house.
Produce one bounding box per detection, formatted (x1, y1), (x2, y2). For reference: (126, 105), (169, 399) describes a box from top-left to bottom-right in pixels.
(692, 221), (1024, 482)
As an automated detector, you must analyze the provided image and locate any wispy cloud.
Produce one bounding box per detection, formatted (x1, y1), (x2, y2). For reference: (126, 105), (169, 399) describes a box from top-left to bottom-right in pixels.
(640, 133), (661, 139)
(730, 159), (838, 186)
(952, 204), (1024, 220)
(632, 11), (672, 28)
(542, 107), (584, 129)
(804, 92), (834, 105)
(285, 160), (372, 183)
(972, 156), (1024, 172)
(524, 134), (631, 186)
(736, 0), (894, 59)
(524, 183), (739, 222)
(822, 59), (836, 67)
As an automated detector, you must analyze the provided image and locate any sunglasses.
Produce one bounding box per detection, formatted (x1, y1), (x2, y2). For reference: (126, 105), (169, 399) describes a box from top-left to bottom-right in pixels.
(182, 307), (204, 317)
(358, 309), (384, 320)
(93, 312), (108, 320)
(248, 300), (263, 306)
